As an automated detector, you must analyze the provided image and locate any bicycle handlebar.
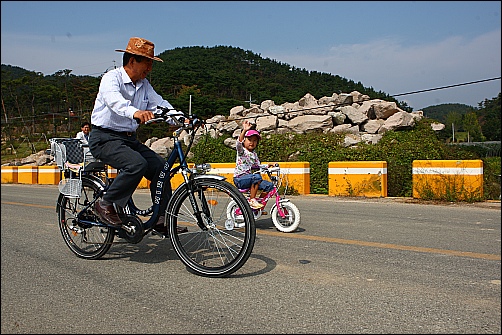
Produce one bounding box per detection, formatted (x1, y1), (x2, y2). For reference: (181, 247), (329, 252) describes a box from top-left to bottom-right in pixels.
(268, 166), (280, 173)
(255, 163), (280, 174)
(134, 106), (204, 134)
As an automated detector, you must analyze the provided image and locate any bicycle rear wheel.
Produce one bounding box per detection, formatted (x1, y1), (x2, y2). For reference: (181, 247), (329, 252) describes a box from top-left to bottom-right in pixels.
(167, 177), (255, 277)
(57, 176), (114, 259)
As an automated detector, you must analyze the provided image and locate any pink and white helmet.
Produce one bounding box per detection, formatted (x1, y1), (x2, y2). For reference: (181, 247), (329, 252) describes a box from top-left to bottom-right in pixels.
(244, 129), (261, 140)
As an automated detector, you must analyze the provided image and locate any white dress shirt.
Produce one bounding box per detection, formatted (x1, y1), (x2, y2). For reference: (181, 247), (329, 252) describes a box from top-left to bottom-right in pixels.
(91, 67), (178, 132)
(75, 131), (89, 144)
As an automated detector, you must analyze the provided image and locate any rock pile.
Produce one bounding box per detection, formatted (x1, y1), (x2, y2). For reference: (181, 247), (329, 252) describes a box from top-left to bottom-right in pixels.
(195, 91), (434, 151)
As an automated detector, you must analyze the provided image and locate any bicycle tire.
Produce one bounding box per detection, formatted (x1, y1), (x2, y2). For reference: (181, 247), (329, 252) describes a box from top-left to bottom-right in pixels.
(271, 201), (301, 233)
(57, 176), (114, 259)
(226, 200), (263, 226)
(167, 177), (255, 277)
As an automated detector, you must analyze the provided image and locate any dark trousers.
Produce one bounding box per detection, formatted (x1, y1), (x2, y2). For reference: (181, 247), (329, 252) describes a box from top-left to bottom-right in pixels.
(88, 128), (170, 209)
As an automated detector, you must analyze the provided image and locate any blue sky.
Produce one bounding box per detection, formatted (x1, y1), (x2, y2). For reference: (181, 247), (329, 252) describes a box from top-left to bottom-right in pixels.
(1, 1), (500, 110)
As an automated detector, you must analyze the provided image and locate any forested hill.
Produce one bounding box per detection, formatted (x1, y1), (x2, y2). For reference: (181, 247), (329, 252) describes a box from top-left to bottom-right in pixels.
(150, 45), (403, 115)
(421, 103), (476, 123)
(1, 45), (405, 119)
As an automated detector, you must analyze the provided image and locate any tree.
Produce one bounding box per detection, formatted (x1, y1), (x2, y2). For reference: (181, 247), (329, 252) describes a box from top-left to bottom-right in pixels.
(477, 93), (501, 141)
(443, 111), (464, 142)
(462, 111), (485, 142)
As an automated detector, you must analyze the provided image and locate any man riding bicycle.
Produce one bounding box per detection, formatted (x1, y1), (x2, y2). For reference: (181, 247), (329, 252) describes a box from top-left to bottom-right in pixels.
(88, 36), (186, 234)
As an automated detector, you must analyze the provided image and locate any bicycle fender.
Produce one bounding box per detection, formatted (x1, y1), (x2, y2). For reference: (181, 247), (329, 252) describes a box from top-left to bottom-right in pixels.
(170, 174), (226, 200)
(193, 174), (226, 181)
(56, 174), (105, 213)
(270, 198), (291, 211)
(82, 174), (106, 190)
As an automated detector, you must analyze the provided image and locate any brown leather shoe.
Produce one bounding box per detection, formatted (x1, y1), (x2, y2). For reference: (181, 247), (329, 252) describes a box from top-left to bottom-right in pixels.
(154, 215), (188, 235)
(94, 200), (122, 227)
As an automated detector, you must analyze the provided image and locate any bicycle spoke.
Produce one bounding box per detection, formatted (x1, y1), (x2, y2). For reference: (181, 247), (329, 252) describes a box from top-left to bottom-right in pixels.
(58, 178), (114, 259)
(167, 178), (255, 277)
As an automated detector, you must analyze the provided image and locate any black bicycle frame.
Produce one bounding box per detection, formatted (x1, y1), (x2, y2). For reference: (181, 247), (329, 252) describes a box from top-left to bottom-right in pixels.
(123, 135), (208, 230)
(70, 123), (209, 231)
(118, 137), (183, 229)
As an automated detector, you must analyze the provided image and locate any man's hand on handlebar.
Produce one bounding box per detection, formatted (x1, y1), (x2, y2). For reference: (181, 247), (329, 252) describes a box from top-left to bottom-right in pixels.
(133, 110), (156, 124)
(133, 106), (203, 130)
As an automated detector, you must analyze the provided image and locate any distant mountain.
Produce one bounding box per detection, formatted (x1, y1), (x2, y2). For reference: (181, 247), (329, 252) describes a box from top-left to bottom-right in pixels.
(421, 103), (476, 123)
(1, 64), (36, 79)
(150, 45), (406, 115)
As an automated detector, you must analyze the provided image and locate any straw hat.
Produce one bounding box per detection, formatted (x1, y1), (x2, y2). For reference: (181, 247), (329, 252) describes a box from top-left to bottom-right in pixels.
(115, 37), (163, 62)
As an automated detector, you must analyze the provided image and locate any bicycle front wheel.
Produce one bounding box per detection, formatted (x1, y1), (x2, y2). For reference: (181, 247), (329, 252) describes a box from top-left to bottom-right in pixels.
(271, 200), (301, 233)
(167, 177), (255, 277)
(57, 177), (114, 259)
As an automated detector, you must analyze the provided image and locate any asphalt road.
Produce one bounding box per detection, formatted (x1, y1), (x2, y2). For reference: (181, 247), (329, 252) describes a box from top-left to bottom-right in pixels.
(1, 184), (500, 334)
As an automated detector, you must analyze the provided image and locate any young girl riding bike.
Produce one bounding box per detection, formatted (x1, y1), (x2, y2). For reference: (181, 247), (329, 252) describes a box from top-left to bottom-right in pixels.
(233, 120), (274, 209)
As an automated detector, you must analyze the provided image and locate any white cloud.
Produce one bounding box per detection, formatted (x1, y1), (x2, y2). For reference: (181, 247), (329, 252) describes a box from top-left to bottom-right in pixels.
(268, 29), (501, 109)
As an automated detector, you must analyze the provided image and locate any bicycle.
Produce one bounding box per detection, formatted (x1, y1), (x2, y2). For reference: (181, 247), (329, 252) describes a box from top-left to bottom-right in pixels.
(50, 106), (256, 277)
(226, 164), (301, 233)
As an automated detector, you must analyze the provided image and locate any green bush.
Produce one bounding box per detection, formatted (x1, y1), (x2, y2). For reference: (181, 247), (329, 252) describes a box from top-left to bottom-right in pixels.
(190, 133), (235, 164)
(483, 156), (501, 200)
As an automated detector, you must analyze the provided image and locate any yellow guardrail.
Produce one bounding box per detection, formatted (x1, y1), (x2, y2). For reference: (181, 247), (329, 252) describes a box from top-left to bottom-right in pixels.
(0, 160), (490, 200)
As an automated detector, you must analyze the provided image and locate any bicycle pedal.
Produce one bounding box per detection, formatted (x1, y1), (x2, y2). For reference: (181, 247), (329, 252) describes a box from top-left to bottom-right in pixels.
(151, 229), (169, 239)
(261, 211), (268, 215)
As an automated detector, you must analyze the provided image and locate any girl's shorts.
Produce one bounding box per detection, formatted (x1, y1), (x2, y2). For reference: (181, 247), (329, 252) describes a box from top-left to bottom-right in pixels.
(234, 173), (274, 192)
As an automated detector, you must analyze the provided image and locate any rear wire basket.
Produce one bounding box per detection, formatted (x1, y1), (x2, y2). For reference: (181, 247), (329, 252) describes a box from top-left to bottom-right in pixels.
(58, 178), (82, 198)
(49, 138), (85, 198)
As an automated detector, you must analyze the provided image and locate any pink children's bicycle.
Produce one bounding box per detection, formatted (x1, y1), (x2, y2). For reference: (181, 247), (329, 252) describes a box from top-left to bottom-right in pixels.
(226, 164), (301, 233)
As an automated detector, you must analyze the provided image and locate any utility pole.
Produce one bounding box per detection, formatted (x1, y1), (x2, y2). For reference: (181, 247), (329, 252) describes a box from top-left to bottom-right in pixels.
(2, 97), (8, 123)
(189, 95), (192, 117)
(244, 94), (256, 107)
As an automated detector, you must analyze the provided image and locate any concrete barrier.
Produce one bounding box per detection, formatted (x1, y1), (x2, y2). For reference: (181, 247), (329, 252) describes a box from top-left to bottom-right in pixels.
(272, 162), (310, 195)
(412, 160), (483, 200)
(203, 163), (235, 182)
(1, 161), (310, 197)
(17, 166), (38, 184)
(328, 161), (387, 197)
(137, 177), (150, 189)
(38, 166), (61, 185)
(107, 166), (118, 179)
(1, 166), (18, 183)
(1, 160), (487, 201)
